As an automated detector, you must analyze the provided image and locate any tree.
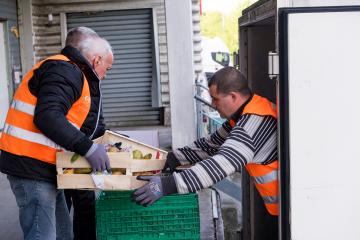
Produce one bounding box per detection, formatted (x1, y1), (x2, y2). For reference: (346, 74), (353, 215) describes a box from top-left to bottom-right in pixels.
(200, 0), (251, 53)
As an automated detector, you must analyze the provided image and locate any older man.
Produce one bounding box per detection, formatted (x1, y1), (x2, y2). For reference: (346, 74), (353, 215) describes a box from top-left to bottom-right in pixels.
(0, 27), (113, 240)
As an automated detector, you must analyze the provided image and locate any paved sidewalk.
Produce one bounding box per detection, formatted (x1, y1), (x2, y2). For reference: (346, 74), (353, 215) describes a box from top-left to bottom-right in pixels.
(0, 172), (22, 240)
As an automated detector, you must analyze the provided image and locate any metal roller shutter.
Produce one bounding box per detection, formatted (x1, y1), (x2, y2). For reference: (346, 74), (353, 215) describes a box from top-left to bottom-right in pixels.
(67, 9), (161, 127)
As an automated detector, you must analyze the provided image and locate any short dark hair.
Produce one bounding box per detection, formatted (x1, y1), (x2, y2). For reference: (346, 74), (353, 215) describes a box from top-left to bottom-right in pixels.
(208, 66), (251, 96)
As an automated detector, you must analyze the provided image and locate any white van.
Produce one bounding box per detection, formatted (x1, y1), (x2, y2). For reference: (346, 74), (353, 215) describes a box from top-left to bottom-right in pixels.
(201, 36), (231, 79)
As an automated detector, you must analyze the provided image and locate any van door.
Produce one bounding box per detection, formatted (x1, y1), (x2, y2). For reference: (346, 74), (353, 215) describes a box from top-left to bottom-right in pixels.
(278, 6), (360, 240)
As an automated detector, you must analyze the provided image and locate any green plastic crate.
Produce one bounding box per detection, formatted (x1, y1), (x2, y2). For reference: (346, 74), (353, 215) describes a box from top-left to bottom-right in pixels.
(96, 191), (200, 240)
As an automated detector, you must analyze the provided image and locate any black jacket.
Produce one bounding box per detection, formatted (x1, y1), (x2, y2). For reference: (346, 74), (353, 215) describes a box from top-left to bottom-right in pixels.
(0, 46), (106, 182)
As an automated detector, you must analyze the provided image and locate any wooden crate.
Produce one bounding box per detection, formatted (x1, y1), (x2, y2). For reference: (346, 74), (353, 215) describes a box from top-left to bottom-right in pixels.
(57, 130), (167, 190)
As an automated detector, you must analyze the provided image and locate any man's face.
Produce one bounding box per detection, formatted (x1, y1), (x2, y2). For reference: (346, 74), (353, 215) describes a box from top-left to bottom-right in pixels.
(209, 85), (235, 119)
(93, 52), (113, 80)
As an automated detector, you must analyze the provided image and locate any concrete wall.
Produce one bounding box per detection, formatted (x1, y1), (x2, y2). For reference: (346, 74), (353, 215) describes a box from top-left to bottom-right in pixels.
(165, 0), (197, 148)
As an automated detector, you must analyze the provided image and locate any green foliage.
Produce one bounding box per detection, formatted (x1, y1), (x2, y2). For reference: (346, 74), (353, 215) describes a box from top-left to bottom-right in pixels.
(200, 12), (223, 38)
(200, 0), (252, 53)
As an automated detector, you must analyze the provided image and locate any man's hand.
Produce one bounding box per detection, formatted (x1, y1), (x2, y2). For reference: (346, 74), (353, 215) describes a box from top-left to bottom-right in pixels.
(132, 176), (164, 206)
(162, 152), (181, 173)
(84, 143), (111, 172)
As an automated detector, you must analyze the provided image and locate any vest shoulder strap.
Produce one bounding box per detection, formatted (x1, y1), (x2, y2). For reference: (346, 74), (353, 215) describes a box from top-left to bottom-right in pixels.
(45, 54), (71, 62)
(242, 95), (277, 119)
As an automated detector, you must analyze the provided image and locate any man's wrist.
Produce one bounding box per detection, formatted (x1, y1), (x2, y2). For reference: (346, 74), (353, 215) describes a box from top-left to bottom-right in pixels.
(161, 175), (178, 195)
(167, 152), (181, 169)
(74, 136), (93, 156)
(85, 143), (96, 157)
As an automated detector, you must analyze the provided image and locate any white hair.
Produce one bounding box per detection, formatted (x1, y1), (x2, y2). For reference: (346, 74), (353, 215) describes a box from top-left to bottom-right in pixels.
(65, 27), (99, 48)
(65, 26), (112, 62)
(78, 37), (113, 62)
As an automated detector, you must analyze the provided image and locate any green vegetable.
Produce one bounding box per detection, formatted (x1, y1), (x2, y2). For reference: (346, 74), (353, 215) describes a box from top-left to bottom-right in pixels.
(143, 153), (152, 159)
(132, 150), (143, 159)
(71, 153), (80, 163)
(74, 168), (92, 174)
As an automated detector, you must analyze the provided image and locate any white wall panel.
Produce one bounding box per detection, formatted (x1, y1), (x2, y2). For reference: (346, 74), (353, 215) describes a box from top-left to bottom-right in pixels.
(284, 9), (360, 239)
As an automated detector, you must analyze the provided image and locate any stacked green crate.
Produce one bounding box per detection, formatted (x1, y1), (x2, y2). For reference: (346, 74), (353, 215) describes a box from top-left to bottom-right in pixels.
(96, 191), (200, 240)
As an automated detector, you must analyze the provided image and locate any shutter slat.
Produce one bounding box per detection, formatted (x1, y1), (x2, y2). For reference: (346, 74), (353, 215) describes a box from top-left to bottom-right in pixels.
(67, 9), (160, 127)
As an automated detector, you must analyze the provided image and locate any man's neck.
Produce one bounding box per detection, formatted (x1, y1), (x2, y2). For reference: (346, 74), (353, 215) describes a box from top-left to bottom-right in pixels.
(229, 94), (253, 122)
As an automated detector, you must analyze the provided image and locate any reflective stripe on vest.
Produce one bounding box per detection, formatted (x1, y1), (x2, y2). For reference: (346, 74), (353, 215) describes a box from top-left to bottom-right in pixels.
(246, 161), (278, 215)
(0, 54), (91, 164)
(11, 99), (35, 116)
(229, 94), (279, 216)
(9, 99), (81, 130)
(3, 123), (63, 150)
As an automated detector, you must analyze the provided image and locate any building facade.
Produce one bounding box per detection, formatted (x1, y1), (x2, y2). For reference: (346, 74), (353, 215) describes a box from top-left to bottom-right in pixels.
(7, 0), (203, 148)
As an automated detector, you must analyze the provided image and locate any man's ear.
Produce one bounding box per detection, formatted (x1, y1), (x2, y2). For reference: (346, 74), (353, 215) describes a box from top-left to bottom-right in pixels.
(229, 92), (239, 101)
(93, 55), (101, 67)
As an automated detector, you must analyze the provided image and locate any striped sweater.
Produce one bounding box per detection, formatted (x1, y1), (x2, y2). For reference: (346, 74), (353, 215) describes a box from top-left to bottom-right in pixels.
(172, 113), (277, 194)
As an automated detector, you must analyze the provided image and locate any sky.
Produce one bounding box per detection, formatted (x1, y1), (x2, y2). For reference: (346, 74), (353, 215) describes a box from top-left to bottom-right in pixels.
(202, 0), (258, 15)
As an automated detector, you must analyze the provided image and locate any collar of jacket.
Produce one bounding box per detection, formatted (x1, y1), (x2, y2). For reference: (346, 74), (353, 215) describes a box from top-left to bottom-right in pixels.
(229, 93), (254, 124)
(61, 46), (100, 83)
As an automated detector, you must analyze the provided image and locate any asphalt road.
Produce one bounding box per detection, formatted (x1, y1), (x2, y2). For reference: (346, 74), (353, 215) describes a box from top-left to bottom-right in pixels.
(0, 172), (23, 240)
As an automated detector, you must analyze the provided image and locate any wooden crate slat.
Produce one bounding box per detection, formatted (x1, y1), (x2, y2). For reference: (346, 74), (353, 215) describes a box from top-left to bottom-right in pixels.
(57, 154), (165, 171)
(56, 130), (167, 190)
(130, 159), (165, 172)
(57, 152), (133, 168)
(57, 174), (146, 190)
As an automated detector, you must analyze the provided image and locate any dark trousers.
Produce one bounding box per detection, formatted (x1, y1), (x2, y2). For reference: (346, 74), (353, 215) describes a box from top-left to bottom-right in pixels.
(265, 213), (279, 240)
(65, 190), (96, 240)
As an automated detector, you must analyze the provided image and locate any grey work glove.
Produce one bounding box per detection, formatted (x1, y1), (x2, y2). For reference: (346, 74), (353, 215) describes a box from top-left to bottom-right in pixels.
(132, 176), (164, 207)
(84, 143), (111, 172)
(162, 152), (181, 173)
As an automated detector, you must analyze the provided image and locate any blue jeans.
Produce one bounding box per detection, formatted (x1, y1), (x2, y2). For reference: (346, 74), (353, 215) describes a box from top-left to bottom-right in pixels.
(7, 175), (73, 240)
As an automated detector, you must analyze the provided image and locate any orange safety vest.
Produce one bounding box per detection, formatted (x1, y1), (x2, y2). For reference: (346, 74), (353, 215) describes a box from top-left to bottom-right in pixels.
(229, 94), (278, 216)
(0, 54), (91, 165)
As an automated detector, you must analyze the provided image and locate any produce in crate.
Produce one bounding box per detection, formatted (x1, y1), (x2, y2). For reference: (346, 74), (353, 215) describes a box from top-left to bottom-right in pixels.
(71, 153), (81, 163)
(132, 149), (152, 160)
(143, 153), (152, 159)
(132, 149), (143, 159)
(74, 168), (92, 174)
(63, 168), (74, 174)
(65, 142), (155, 175)
(111, 168), (126, 175)
(56, 130), (167, 190)
(105, 141), (122, 152)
